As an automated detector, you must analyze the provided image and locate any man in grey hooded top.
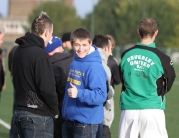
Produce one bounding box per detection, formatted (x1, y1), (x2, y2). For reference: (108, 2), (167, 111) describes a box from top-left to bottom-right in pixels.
(93, 35), (114, 138)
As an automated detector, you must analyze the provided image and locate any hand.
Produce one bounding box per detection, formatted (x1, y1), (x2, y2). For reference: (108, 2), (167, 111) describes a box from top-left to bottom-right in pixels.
(163, 81), (165, 86)
(67, 82), (78, 98)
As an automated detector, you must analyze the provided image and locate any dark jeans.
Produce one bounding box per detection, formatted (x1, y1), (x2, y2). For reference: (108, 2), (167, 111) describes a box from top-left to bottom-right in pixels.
(13, 110), (54, 138)
(9, 119), (19, 138)
(103, 125), (111, 138)
(62, 120), (98, 138)
(96, 123), (103, 138)
(9, 91), (19, 138)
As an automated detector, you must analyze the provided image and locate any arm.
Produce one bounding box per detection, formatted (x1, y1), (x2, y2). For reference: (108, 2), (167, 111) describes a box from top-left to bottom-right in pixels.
(35, 58), (59, 115)
(53, 66), (67, 96)
(78, 66), (107, 105)
(163, 58), (176, 92)
(107, 56), (121, 85)
(54, 67), (67, 110)
(0, 59), (5, 92)
(68, 65), (107, 105)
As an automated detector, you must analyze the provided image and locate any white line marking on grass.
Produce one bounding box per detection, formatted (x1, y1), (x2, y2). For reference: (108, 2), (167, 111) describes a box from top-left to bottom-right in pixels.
(0, 118), (11, 130)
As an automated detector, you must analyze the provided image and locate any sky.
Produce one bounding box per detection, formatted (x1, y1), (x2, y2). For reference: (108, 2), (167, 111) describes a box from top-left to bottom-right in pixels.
(0, 0), (98, 18)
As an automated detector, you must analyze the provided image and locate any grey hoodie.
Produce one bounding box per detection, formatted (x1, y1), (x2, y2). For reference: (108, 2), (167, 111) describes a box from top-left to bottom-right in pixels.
(98, 48), (114, 127)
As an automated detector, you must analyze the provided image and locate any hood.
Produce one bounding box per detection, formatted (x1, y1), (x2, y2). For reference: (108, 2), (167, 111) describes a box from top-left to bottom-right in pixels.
(50, 52), (72, 64)
(74, 45), (102, 63)
(97, 48), (108, 65)
(15, 33), (44, 48)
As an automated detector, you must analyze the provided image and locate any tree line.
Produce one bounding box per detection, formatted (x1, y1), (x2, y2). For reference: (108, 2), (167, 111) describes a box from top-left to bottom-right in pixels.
(28, 0), (179, 48)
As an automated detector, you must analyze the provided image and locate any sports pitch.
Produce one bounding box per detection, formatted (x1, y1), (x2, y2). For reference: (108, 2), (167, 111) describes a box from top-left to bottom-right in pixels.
(0, 60), (178, 138)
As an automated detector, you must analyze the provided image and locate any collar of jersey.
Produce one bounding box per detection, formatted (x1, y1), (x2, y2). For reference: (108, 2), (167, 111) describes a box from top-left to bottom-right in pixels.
(136, 42), (156, 48)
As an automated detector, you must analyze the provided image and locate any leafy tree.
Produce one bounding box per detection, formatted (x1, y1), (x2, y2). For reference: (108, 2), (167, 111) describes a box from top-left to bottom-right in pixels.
(27, 0), (82, 37)
(83, 0), (179, 48)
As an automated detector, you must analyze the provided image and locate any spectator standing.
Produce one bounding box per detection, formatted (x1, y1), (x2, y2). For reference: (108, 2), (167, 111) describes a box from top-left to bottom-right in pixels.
(45, 36), (73, 138)
(118, 18), (176, 138)
(93, 34), (114, 138)
(0, 25), (5, 97)
(61, 32), (74, 55)
(106, 34), (121, 88)
(8, 44), (18, 138)
(62, 28), (107, 138)
(12, 12), (59, 138)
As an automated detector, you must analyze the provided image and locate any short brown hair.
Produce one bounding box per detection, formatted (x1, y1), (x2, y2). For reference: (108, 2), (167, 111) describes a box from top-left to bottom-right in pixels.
(138, 18), (158, 39)
(106, 34), (116, 50)
(31, 11), (53, 36)
(93, 35), (110, 49)
(70, 28), (92, 45)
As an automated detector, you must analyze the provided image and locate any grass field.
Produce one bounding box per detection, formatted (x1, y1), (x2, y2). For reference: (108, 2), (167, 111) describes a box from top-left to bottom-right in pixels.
(0, 59), (178, 138)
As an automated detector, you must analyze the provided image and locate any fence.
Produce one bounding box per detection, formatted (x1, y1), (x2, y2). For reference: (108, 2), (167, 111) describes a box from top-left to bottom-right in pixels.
(2, 41), (179, 64)
(113, 46), (179, 64)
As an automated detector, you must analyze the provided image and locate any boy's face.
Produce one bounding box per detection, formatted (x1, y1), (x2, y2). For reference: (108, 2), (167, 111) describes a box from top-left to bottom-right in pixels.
(73, 39), (92, 58)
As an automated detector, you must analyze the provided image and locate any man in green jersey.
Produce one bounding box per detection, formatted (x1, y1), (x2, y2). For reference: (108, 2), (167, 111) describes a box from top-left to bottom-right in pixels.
(118, 18), (176, 138)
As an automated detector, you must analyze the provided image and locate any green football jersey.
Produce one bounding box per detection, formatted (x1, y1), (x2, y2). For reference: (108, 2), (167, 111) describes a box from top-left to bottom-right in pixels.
(119, 42), (175, 110)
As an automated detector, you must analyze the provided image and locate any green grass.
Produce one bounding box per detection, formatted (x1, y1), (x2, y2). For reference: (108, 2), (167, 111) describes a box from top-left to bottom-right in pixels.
(0, 59), (14, 138)
(0, 59), (178, 138)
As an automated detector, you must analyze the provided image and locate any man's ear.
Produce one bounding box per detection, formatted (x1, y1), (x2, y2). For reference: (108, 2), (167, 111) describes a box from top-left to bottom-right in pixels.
(154, 30), (158, 37)
(137, 29), (140, 36)
(44, 29), (49, 38)
(103, 46), (109, 52)
(89, 40), (92, 46)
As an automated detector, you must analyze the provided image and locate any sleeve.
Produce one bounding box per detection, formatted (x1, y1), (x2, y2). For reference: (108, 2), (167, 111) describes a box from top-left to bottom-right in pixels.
(8, 46), (18, 74)
(106, 66), (114, 100)
(77, 65), (107, 105)
(8, 50), (12, 72)
(107, 56), (121, 85)
(119, 62), (125, 92)
(53, 66), (67, 108)
(163, 57), (176, 92)
(35, 57), (59, 115)
(0, 59), (5, 92)
(8, 47), (14, 72)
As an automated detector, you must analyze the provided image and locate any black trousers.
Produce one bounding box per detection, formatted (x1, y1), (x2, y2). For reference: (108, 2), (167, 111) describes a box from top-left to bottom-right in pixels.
(96, 124), (111, 138)
(103, 125), (111, 138)
(54, 117), (64, 138)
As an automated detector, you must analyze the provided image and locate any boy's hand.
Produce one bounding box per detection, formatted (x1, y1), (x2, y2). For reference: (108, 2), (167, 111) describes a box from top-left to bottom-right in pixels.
(67, 82), (78, 98)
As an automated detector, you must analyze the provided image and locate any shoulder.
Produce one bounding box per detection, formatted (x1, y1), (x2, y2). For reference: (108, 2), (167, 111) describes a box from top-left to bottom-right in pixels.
(90, 62), (106, 75)
(31, 48), (49, 63)
(108, 55), (118, 63)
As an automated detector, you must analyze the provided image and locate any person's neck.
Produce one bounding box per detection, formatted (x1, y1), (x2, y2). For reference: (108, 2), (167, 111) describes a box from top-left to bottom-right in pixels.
(140, 37), (155, 45)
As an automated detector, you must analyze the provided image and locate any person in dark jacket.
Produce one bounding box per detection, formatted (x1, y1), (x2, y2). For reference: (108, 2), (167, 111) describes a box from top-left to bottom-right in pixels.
(62, 32), (74, 55)
(106, 34), (121, 88)
(0, 48), (5, 93)
(93, 35), (114, 138)
(8, 45), (18, 75)
(8, 44), (19, 138)
(0, 25), (5, 96)
(45, 36), (73, 138)
(12, 11), (59, 138)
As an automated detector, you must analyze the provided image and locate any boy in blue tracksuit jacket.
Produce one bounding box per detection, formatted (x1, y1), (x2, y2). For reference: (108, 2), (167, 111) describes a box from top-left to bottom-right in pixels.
(62, 28), (107, 138)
